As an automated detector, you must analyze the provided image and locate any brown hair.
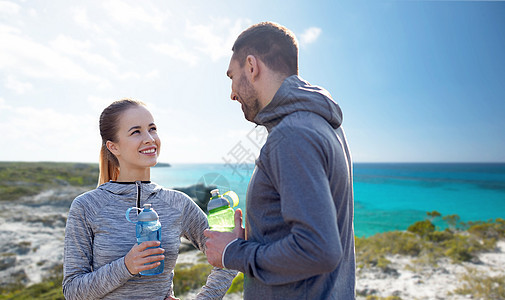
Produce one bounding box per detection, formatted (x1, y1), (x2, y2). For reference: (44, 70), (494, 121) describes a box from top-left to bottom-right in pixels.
(232, 21), (299, 76)
(98, 98), (145, 186)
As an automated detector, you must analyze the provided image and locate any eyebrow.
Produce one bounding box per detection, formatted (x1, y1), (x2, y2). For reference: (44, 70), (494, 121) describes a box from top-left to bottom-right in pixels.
(127, 123), (156, 132)
(128, 126), (141, 132)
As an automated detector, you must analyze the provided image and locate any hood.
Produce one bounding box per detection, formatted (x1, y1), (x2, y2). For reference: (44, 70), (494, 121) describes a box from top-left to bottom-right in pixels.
(98, 181), (163, 203)
(254, 75), (343, 131)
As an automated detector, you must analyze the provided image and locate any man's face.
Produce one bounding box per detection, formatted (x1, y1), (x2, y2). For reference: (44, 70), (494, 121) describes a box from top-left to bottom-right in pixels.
(227, 58), (261, 122)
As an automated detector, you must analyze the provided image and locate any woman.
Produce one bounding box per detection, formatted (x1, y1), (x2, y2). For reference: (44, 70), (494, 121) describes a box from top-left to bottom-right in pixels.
(63, 99), (236, 299)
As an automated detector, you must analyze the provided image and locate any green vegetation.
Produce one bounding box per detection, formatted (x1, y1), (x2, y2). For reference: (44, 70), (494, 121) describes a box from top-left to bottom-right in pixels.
(0, 161), (98, 200)
(226, 272), (244, 294)
(453, 268), (505, 299)
(365, 296), (402, 300)
(173, 264), (244, 297)
(173, 263), (213, 296)
(0, 265), (63, 300)
(356, 212), (505, 269)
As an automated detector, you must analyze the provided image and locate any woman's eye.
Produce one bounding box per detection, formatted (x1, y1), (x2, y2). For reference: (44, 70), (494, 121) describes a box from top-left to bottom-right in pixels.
(131, 130), (140, 135)
(150, 127), (157, 132)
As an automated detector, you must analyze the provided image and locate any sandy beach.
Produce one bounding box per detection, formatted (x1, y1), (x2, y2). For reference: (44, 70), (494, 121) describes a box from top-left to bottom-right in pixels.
(356, 240), (505, 299)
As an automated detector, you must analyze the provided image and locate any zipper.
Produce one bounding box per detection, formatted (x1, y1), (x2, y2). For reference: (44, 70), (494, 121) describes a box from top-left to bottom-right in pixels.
(135, 181), (141, 214)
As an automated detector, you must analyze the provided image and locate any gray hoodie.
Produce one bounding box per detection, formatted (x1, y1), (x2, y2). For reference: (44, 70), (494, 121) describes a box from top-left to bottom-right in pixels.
(63, 181), (236, 300)
(223, 75), (355, 299)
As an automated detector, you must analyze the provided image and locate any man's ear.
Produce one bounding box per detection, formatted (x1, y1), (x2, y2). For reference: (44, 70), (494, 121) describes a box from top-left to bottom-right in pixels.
(106, 140), (120, 157)
(245, 55), (259, 82)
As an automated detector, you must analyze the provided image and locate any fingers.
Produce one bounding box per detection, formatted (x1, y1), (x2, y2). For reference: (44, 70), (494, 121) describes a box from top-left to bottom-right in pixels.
(233, 208), (245, 239)
(125, 242), (165, 275)
(234, 208), (243, 227)
(137, 240), (161, 251)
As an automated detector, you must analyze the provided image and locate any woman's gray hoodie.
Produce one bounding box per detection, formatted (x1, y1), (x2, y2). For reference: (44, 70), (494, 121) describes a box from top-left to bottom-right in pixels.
(223, 75), (355, 299)
(63, 181), (236, 300)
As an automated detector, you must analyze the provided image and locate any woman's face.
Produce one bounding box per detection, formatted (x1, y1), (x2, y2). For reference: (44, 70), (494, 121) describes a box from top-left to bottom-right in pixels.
(108, 106), (161, 172)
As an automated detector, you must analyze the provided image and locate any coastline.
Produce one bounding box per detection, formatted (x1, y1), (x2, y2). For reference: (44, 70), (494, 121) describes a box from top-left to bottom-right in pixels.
(1, 186), (504, 299)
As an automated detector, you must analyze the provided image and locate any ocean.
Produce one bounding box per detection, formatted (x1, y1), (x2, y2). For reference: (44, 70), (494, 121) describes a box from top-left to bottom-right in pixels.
(151, 163), (505, 237)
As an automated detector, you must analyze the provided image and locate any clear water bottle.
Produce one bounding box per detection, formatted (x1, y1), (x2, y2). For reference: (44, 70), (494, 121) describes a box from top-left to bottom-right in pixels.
(207, 189), (239, 232)
(125, 204), (164, 275)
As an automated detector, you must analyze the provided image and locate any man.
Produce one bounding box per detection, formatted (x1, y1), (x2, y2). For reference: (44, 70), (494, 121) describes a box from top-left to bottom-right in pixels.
(204, 21), (355, 299)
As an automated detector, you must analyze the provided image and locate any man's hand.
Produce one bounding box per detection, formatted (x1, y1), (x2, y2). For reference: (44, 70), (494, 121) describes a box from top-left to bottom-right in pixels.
(124, 241), (165, 275)
(204, 208), (244, 268)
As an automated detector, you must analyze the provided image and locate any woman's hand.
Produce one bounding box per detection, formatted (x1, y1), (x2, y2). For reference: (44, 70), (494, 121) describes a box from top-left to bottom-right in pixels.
(124, 241), (165, 275)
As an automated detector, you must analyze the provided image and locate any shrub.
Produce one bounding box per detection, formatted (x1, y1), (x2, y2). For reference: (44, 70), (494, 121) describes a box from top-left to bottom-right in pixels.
(407, 220), (435, 237)
(173, 263), (213, 296)
(454, 268), (505, 299)
(226, 272), (244, 294)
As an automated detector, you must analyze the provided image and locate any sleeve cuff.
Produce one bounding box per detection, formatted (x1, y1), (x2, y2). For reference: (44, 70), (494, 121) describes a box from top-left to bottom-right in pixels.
(222, 238), (239, 269)
(120, 256), (136, 278)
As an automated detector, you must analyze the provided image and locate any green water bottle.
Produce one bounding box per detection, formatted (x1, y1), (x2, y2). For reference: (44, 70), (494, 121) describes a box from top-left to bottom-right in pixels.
(207, 189), (239, 232)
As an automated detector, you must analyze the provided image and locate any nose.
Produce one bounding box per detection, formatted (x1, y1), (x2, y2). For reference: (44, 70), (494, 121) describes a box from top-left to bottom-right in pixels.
(144, 133), (155, 144)
(230, 91), (238, 101)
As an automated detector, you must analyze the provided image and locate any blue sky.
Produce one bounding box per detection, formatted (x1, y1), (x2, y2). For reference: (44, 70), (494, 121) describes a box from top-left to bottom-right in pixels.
(1, 0), (504, 163)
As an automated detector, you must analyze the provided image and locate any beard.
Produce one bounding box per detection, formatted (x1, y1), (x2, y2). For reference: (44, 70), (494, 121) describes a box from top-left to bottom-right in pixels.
(237, 74), (261, 122)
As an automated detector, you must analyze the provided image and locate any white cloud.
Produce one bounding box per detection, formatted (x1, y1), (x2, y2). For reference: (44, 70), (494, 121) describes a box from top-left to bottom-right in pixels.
(186, 18), (250, 62)
(5, 75), (33, 94)
(0, 26), (104, 82)
(150, 18), (250, 66)
(150, 41), (199, 67)
(102, 0), (170, 31)
(50, 35), (118, 72)
(0, 104), (99, 162)
(0, 97), (8, 109)
(300, 27), (322, 46)
(87, 95), (116, 113)
(0, 1), (20, 14)
(72, 7), (103, 34)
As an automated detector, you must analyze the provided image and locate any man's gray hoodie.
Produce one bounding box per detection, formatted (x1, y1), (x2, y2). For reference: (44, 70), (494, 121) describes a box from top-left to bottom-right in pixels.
(223, 75), (355, 299)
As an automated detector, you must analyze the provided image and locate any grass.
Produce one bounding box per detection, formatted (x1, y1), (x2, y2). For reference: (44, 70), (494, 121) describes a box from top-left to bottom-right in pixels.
(0, 161), (98, 201)
(0, 265), (63, 300)
(173, 263), (213, 296)
(453, 268), (505, 299)
(356, 213), (505, 270)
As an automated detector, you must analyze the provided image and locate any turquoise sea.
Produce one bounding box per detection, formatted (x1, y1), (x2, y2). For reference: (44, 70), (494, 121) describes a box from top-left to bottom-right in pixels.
(151, 163), (505, 237)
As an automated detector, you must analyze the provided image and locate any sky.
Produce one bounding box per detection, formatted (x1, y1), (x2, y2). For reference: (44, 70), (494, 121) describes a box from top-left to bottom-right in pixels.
(1, 0), (504, 164)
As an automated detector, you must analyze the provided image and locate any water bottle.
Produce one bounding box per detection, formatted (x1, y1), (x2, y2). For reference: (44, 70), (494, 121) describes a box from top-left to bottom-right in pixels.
(207, 189), (239, 232)
(125, 204), (164, 275)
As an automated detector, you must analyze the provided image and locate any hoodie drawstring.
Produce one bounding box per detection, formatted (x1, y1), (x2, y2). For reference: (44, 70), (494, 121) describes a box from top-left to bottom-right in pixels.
(135, 181), (141, 214)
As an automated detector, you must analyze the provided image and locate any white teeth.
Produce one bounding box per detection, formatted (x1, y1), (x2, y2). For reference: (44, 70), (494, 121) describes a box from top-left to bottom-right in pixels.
(141, 149), (156, 154)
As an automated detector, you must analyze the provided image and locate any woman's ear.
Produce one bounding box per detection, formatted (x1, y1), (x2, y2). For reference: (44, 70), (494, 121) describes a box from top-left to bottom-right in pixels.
(106, 140), (120, 157)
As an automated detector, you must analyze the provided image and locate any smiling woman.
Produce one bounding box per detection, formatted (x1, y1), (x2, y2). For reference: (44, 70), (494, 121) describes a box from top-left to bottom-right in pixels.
(62, 98), (237, 300)
(100, 100), (161, 184)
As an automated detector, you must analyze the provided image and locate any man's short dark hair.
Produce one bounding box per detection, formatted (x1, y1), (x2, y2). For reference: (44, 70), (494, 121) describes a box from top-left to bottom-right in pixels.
(232, 21), (298, 76)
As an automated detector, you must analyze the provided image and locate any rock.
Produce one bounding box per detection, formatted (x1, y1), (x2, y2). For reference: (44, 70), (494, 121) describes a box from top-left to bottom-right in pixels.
(179, 238), (197, 253)
(0, 254), (16, 271)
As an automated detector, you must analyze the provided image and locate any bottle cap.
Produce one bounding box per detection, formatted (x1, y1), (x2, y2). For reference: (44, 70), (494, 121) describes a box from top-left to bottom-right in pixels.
(138, 204), (158, 222)
(208, 189), (229, 211)
(210, 189), (220, 198)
